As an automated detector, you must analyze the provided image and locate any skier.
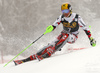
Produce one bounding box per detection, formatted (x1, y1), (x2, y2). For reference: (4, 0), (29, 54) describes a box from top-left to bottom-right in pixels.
(14, 3), (96, 65)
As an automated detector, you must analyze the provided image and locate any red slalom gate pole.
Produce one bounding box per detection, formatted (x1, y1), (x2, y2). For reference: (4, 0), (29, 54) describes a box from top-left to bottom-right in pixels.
(1, 50), (4, 64)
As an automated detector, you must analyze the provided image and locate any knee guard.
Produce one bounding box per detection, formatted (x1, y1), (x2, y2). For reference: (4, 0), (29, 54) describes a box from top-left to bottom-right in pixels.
(67, 34), (78, 44)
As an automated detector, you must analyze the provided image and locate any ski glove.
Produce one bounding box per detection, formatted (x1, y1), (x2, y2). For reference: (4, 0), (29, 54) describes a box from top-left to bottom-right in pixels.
(44, 25), (54, 35)
(89, 37), (96, 47)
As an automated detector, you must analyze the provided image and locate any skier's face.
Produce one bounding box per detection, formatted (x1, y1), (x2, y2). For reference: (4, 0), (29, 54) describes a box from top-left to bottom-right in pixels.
(62, 9), (70, 17)
(63, 12), (70, 17)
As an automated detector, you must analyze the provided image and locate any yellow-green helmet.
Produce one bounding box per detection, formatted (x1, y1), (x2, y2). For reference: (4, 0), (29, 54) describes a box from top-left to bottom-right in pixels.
(61, 3), (72, 13)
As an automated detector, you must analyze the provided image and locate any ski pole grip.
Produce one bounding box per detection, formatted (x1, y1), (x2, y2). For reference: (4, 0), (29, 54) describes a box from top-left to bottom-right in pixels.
(44, 25), (54, 35)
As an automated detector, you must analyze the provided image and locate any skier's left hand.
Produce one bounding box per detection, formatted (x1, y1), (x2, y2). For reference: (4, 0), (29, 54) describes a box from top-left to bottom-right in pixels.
(89, 37), (96, 47)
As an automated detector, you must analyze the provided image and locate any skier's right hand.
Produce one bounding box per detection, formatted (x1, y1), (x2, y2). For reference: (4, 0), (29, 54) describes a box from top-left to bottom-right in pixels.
(89, 37), (96, 47)
(44, 25), (54, 35)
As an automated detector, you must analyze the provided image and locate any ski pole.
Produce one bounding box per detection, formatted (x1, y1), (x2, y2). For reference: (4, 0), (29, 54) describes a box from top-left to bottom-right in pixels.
(4, 25), (53, 67)
(89, 25), (92, 34)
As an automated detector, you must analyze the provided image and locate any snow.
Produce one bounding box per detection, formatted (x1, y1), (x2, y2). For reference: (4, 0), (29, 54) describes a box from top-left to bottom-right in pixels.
(0, 45), (100, 73)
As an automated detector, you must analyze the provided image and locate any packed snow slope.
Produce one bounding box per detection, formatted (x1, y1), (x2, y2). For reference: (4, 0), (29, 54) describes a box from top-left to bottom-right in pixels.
(0, 45), (100, 73)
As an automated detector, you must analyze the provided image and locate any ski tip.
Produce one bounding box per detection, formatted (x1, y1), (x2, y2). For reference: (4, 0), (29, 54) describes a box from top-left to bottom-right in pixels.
(13, 60), (17, 66)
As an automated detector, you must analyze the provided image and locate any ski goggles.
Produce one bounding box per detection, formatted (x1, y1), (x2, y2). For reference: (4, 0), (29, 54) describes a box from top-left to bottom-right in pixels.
(62, 9), (70, 13)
